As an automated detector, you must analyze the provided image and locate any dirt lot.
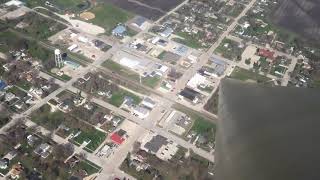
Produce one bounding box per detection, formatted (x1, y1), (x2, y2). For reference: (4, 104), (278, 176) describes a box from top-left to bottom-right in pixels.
(271, 0), (320, 41)
(102, 0), (183, 20)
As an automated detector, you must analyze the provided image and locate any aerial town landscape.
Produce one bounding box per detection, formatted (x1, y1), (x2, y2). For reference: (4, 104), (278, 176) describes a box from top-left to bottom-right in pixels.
(0, 0), (319, 179)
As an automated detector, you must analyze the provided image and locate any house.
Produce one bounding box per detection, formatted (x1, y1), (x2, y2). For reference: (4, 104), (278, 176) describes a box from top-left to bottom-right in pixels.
(27, 134), (40, 146)
(110, 132), (125, 145)
(5, 92), (16, 102)
(104, 113), (114, 121)
(123, 96), (135, 107)
(98, 144), (112, 157)
(156, 142), (179, 161)
(66, 156), (80, 168)
(84, 103), (93, 110)
(141, 97), (156, 109)
(133, 106), (150, 119)
(0, 80), (7, 91)
(92, 39), (106, 49)
(34, 143), (52, 158)
(112, 25), (127, 37)
(83, 73), (91, 81)
(179, 88), (200, 104)
(0, 158), (9, 169)
(131, 16), (149, 30)
(159, 27), (173, 38)
(112, 117), (121, 127)
(258, 49), (275, 60)
(142, 134), (179, 161)
(9, 163), (23, 179)
(187, 73), (208, 89)
(143, 135), (168, 154)
(5, 0), (23, 7)
(3, 150), (17, 161)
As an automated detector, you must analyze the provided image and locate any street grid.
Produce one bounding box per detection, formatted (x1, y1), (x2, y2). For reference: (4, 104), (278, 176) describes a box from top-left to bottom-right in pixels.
(0, 0), (300, 179)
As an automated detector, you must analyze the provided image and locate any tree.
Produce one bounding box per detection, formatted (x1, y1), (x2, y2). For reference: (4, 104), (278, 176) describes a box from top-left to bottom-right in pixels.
(53, 143), (75, 161)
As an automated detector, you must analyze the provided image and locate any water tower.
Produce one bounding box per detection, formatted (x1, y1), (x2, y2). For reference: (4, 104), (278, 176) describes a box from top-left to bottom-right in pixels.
(54, 49), (63, 68)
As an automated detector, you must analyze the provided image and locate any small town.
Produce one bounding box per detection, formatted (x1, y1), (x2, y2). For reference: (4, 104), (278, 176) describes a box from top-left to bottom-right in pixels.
(0, 0), (319, 180)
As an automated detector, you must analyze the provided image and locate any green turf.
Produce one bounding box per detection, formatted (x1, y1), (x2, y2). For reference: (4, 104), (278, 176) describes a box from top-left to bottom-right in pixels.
(142, 76), (161, 88)
(26, 0), (89, 12)
(173, 32), (203, 49)
(89, 3), (134, 33)
(73, 129), (106, 151)
(109, 89), (142, 107)
(102, 60), (140, 81)
(230, 67), (271, 83)
(191, 118), (216, 134)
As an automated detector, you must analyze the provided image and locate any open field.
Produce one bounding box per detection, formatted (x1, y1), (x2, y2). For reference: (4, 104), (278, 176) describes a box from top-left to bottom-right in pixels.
(102, 0), (164, 20)
(173, 32), (204, 49)
(136, 0), (184, 12)
(102, 60), (140, 81)
(88, 3), (134, 34)
(6, 13), (67, 40)
(109, 88), (142, 107)
(229, 67), (271, 83)
(26, 0), (90, 13)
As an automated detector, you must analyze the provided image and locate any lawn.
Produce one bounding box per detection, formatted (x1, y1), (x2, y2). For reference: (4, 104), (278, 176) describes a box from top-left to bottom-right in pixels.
(191, 118), (216, 135)
(73, 129), (106, 151)
(26, 0), (90, 13)
(7, 12), (67, 40)
(215, 38), (243, 61)
(121, 148), (214, 180)
(45, 71), (72, 82)
(204, 88), (219, 114)
(102, 60), (140, 81)
(31, 104), (65, 131)
(173, 32), (203, 49)
(89, 3), (134, 34)
(142, 76), (161, 88)
(75, 159), (101, 175)
(16, 80), (32, 91)
(230, 67), (271, 83)
(109, 89), (142, 107)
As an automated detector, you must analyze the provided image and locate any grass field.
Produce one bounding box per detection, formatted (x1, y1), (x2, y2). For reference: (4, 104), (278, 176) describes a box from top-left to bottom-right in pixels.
(109, 89), (142, 107)
(173, 32), (203, 49)
(215, 38), (243, 61)
(230, 67), (271, 83)
(26, 0), (89, 13)
(89, 3), (134, 34)
(73, 129), (106, 151)
(102, 60), (140, 81)
(142, 76), (161, 88)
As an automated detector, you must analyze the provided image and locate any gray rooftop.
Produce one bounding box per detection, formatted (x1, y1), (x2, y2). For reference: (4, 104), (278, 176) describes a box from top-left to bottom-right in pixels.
(216, 79), (320, 180)
(144, 135), (168, 153)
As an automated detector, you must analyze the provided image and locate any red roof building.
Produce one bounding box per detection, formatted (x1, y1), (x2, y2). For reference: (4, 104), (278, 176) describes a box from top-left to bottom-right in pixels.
(110, 132), (125, 145)
(258, 49), (275, 60)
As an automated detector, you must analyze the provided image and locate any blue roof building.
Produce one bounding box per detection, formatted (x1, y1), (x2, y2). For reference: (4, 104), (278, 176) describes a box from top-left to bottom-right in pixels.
(0, 80), (7, 91)
(112, 25), (127, 37)
(160, 27), (173, 38)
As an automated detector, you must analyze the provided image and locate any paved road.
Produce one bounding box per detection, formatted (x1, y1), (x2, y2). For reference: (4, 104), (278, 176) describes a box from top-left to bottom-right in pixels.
(172, 0), (258, 97)
(0, 1), (268, 179)
(67, 87), (215, 163)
